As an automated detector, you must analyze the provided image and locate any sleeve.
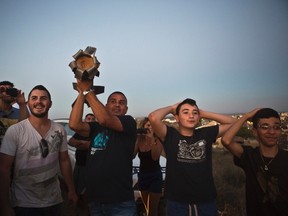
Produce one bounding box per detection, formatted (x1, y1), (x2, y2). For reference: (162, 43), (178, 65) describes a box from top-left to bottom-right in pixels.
(233, 145), (251, 169)
(118, 115), (137, 135)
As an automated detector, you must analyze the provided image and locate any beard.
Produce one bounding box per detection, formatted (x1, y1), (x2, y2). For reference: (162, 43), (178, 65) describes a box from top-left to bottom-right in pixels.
(29, 103), (50, 118)
(31, 110), (49, 118)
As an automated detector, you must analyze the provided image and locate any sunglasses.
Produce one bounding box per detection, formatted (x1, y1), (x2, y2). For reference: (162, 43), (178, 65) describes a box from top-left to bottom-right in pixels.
(40, 138), (49, 158)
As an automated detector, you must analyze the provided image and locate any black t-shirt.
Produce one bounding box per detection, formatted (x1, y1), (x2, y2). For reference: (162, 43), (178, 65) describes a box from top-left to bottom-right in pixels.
(163, 125), (218, 203)
(234, 146), (288, 216)
(84, 115), (137, 203)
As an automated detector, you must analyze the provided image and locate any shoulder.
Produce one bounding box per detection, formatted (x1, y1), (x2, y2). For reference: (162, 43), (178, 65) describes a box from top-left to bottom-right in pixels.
(118, 115), (137, 131)
(195, 125), (219, 136)
(50, 121), (66, 133)
(166, 126), (179, 137)
(279, 148), (288, 157)
(118, 115), (136, 123)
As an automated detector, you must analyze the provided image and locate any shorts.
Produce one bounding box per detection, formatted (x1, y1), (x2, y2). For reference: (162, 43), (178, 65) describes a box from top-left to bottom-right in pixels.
(137, 169), (163, 193)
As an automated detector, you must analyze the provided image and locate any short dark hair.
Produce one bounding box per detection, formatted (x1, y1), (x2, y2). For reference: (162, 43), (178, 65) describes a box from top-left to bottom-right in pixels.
(252, 108), (280, 128)
(28, 85), (51, 101)
(107, 91), (127, 103)
(176, 98), (198, 115)
(85, 113), (94, 118)
(0, 81), (14, 87)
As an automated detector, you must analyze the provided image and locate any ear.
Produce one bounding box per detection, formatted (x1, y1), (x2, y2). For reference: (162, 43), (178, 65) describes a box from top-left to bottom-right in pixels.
(252, 127), (258, 138)
(124, 106), (128, 114)
(48, 100), (52, 109)
(175, 115), (179, 123)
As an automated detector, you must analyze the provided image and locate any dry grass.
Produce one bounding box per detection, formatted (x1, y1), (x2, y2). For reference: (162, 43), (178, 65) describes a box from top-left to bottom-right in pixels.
(213, 149), (246, 216)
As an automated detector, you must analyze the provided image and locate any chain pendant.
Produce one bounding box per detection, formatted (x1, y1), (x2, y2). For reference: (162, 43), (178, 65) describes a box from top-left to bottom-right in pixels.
(264, 165), (269, 171)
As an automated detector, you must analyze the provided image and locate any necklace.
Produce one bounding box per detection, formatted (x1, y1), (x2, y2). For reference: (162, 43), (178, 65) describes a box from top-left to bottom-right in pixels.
(259, 148), (278, 171)
(260, 154), (274, 171)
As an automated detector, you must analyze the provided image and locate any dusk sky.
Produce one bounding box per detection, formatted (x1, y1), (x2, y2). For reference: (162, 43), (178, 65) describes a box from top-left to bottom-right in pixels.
(1, 0), (288, 119)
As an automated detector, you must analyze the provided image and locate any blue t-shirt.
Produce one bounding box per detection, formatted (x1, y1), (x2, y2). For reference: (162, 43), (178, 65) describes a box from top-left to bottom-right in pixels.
(0, 107), (20, 119)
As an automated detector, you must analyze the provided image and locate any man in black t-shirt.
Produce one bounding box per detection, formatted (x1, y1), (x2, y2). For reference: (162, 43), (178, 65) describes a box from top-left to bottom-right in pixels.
(69, 79), (137, 216)
(222, 108), (288, 216)
(148, 98), (236, 216)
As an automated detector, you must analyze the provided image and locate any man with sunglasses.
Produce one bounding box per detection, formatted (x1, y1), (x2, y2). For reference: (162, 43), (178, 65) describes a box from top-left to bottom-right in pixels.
(0, 85), (77, 216)
(221, 108), (288, 216)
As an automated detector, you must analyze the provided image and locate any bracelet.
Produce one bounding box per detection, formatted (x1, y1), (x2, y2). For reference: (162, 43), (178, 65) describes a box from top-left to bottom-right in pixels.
(83, 89), (94, 96)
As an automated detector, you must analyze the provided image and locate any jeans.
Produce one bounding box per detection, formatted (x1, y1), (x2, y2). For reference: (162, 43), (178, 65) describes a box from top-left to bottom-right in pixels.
(89, 200), (136, 216)
(167, 199), (217, 216)
(14, 203), (62, 216)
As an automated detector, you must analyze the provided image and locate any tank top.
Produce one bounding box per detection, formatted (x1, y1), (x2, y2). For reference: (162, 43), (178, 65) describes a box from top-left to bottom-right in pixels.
(138, 150), (161, 173)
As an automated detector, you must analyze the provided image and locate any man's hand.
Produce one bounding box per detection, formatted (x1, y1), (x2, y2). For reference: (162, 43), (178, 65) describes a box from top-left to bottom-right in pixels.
(16, 90), (26, 106)
(67, 190), (78, 204)
(77, 79), (93, 92)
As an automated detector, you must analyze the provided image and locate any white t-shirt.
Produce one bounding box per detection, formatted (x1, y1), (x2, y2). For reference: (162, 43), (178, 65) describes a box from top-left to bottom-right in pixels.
(0, 118), (68, 208)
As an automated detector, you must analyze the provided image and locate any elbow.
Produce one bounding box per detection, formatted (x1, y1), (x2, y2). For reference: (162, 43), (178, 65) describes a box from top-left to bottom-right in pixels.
(69, 122), (76, 131)
(221, 136), (231, 147)
(148, 112), (157, 123)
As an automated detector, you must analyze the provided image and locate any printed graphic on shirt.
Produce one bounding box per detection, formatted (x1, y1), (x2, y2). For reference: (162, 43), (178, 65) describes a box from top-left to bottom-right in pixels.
(90, 130), (109, 154)
(0, 118), (18, 144)
(257, 170), (280, 204)
(177, 139), (206, 163)
(26, 130), (64, 158)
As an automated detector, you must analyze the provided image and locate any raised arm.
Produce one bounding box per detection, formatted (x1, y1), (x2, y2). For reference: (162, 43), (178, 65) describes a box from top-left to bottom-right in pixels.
(17, 90), (29, 121)
(199, 110), (237, 137)
(221, 108), (260, 158)
(148, 102), (179, 142)
(77, 79), (124, 132)
(69, 91), (90, 137)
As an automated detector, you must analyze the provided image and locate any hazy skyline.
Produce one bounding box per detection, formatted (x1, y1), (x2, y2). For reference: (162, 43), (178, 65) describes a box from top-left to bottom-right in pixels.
(1, 0), (288, 119)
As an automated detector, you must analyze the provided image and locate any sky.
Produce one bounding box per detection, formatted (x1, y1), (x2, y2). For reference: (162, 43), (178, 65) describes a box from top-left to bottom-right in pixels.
(1, 0), (288, 119)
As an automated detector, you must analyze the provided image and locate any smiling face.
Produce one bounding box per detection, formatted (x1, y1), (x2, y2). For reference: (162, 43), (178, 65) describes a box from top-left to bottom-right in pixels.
(253, 117), (281, 147)
(28, 89), (52, 118)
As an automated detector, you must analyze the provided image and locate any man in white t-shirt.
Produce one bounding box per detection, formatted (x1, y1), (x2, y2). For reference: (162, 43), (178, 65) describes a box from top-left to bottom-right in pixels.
(0, 85), (77, 216)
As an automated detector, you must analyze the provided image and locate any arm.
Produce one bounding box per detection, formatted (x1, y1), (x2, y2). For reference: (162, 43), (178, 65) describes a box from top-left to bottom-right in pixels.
(0, 153), (15, 216)
(69, 92), (90, 137)
(59, 151), (78, 203)
(148, 102), (179, 142)
(68, 137), (90, 150)
(221, 108), (260, 158)
(77, 79), (124, 131)
(17, 90), (29, 121)
(199, 109), (237, 137)
(133, 136), (140, 158)
(151, 138), (163, 161)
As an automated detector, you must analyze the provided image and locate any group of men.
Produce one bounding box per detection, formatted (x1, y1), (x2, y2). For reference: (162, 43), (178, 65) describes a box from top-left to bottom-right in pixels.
(0, 78), (287, 216)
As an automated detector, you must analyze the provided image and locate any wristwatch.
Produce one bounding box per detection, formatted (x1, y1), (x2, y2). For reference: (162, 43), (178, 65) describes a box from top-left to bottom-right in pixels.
(82, 89), (93, 96)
